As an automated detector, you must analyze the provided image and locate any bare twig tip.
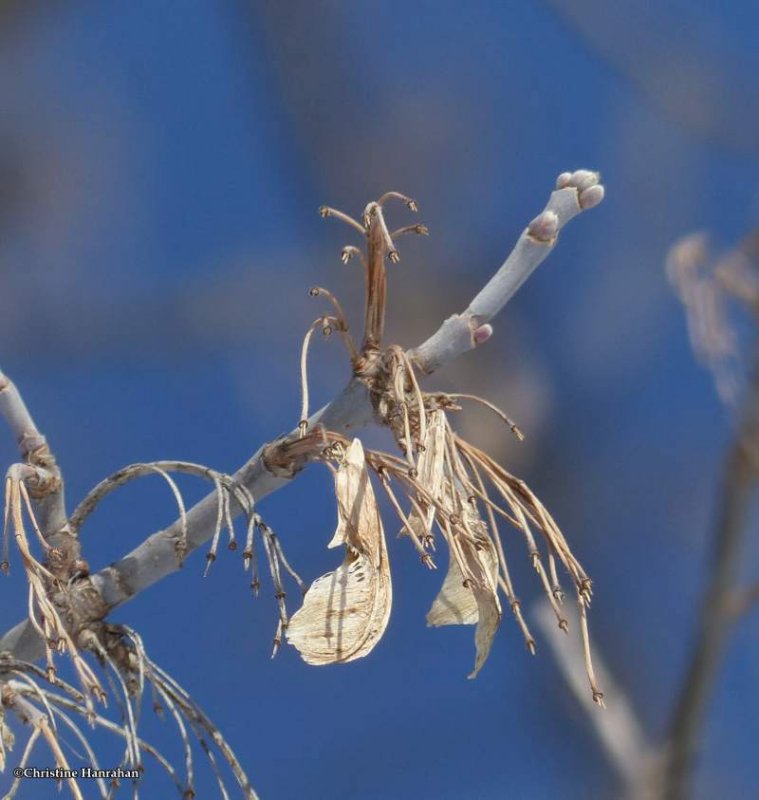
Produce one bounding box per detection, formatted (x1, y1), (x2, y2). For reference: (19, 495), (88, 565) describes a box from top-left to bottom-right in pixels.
(555, 169), (605, 210)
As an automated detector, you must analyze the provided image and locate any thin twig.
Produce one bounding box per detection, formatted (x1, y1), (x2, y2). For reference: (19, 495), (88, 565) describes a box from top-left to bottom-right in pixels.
(409, 170), (604, 373)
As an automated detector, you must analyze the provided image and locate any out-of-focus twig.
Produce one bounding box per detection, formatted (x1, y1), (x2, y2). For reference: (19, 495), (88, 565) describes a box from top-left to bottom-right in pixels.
(666, 233), (741, 407)
(662, 357), (759, 800)
(724, 582), (759, 620)
(541, 227), (759, 800)
(534, 599), (655, 800)
(541, 0), (759, 155)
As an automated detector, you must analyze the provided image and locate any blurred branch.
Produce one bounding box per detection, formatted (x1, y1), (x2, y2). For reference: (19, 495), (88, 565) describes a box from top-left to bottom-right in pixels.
(538, 481), (759, 800)
(662, 357), (759, 799)
(666, 234), (741, 407)
(542, 0), (759, 154)
(534, 599), (655, 799)
(666, 230), (759, 408)
(541, 228), (759, 799)
(724, 582), (759, 620)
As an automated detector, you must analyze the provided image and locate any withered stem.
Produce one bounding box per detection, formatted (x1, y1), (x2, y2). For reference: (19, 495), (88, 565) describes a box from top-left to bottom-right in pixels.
(363, 206), (390, 352)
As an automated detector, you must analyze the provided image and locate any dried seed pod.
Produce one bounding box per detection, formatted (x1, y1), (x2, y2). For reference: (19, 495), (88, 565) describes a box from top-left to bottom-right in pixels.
(428, 483), (502, 679)
(406, 409), (447, 542)
(287, 439), (392, 664)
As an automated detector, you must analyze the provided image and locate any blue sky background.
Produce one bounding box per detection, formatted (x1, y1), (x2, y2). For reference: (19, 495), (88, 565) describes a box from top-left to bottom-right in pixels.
(2, 2), (759, 798)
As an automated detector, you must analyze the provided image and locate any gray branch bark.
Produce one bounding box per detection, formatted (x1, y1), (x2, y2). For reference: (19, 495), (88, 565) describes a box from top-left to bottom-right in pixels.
(0, 368), (67, 540)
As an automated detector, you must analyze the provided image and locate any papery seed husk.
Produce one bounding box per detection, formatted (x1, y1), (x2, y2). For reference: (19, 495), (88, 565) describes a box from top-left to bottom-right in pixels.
(406, 409), (447, 541)
(287, 439), (392, 664)
(427, 461), (502, 678)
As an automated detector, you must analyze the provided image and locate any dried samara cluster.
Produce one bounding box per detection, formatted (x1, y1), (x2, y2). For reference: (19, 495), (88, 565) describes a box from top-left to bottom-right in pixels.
(274, 192), (602, 703)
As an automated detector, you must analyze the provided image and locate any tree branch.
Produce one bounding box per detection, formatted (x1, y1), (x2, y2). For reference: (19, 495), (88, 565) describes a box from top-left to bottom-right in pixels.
(410, 170), (604, 373)
(724, 581), (759, 620)
(534, 599), (655, 799)
(0, 170), (604, 663)
(662, 357), (759, 800)
(0, 368), (67, 540)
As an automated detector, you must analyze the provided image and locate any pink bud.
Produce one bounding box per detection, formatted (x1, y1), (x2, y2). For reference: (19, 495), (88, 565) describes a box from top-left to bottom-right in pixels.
(527, 210), (559, 242)
(571, 170), (599, 192)
(474, 324), (493, 345)
(579, 184), (605, 209)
